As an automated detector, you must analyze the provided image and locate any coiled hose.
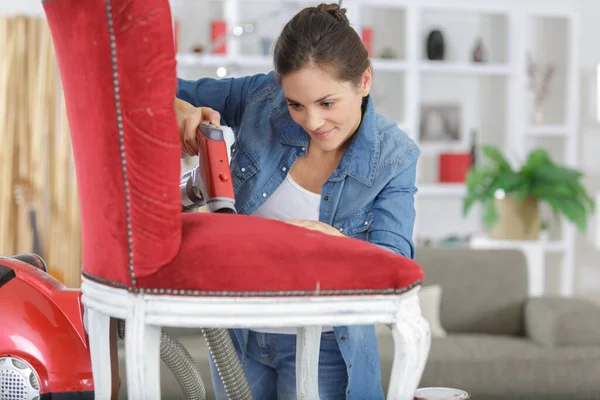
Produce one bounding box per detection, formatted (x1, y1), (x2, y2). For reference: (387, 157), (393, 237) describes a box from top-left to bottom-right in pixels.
(117, 320), (207, 400)
(117, 321), (252, 400)
(201, 328), (253, 399)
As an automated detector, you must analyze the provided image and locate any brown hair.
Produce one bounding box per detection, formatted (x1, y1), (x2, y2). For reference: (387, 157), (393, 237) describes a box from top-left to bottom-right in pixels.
(273, 3), (371, 87)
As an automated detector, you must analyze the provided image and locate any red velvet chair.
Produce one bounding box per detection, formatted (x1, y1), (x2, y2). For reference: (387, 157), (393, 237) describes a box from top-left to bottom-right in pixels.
(42, 0), (430, 398)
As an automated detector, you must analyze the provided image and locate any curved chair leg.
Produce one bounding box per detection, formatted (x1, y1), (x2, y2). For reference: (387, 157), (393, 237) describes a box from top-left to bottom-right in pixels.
(125, 298), (162, 400)
(85, 307), (113, 400)
(296, 326), (322, 400)
(387, 295), (431, 400)
(410, 312), (431, 381)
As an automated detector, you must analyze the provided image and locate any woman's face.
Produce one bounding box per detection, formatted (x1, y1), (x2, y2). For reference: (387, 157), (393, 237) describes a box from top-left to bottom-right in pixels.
(281, 65), (372, 154)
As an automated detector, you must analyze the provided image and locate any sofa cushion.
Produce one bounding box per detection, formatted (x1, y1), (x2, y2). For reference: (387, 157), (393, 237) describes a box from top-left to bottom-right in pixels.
(526, 297), (600, 347)
(420, 285), (447, 338)
(419, 334), (600, 399)
(415, 248), (528, 336)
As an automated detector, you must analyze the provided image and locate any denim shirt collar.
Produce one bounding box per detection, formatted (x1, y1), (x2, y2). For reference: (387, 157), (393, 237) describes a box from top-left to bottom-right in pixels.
(279, 96), (379, 187)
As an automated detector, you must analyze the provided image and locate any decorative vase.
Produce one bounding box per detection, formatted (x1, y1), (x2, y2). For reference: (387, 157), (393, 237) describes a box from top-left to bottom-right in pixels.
(531, 103), (544, 124)
(426, 30), (445, 60)
(488, 196), (540, 240)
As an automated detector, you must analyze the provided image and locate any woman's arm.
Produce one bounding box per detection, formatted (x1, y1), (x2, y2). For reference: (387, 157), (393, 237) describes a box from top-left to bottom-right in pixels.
(285, 219), (345, 237)
(176, 73), (272, 132)
(175, 98), (222, 156)
(368, 147), (420, 259)
(284, 147), (420, 259)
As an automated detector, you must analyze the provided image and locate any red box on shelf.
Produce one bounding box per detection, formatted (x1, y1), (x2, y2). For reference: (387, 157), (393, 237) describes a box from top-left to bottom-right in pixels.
(439, 153), (472, 183)
(362, 27), (373, 57)
(211, 19), (227, 54)
(174, 19), (180, 52)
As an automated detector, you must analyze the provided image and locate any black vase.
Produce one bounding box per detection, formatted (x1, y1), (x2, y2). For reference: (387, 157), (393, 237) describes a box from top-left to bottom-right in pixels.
(426, 30), (445, 60)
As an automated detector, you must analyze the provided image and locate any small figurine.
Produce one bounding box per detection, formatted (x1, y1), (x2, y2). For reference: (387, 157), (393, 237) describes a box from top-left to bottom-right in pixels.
(379, 48), (398, 59)
(472, 37), (485, 62)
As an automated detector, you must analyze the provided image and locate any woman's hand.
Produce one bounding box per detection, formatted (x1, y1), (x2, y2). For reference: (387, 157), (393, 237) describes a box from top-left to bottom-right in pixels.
(175, 98), (221, 156)
(285, 220), (345, 237)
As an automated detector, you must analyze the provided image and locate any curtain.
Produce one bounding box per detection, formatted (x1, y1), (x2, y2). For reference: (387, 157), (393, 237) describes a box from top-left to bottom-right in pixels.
(0, 15), (82, 288)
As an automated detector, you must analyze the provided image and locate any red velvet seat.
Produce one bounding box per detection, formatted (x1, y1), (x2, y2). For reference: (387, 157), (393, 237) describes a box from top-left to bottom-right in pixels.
(43, 0), (429, 398)
(135, 213), (423, 294)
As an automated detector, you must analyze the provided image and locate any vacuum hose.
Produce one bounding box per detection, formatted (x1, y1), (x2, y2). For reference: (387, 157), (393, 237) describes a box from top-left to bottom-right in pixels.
(201, 328), (252, 399)
(117, 321), (252, 400)
(160, 330), (208, 400)
(117, 321), (208, 400)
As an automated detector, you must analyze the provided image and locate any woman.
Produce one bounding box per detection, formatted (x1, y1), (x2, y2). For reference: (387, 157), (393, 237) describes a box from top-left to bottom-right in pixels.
(176, 3), (420, 399)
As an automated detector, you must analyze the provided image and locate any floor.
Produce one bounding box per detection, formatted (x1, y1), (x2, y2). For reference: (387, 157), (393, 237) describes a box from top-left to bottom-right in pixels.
(116, 327), (396, 399)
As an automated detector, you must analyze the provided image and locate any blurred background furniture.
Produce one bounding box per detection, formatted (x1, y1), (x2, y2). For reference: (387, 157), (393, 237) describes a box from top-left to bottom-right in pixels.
(381, 247), (600, 400)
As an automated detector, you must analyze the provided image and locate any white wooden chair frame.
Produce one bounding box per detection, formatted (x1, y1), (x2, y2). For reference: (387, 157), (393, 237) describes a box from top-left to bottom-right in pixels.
(82, 277), (430, 400)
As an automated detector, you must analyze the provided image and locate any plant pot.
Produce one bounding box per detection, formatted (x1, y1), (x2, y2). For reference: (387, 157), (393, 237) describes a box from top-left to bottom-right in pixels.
(488, 196), (540, 240)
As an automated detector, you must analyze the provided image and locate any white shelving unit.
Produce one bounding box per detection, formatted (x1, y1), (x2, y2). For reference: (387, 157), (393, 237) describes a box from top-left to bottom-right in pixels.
(417, 183), (466, 197)
(419, 61), (512, 76)
(172, 0), (582, 296)
(525, 124), (570, 137)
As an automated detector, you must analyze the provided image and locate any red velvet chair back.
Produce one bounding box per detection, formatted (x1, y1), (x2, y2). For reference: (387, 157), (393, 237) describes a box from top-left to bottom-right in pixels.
(43, 0), (182, 285)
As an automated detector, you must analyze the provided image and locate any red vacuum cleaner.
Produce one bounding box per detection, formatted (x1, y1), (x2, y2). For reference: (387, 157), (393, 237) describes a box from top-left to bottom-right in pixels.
(0, 125), (247, 400)
(0, 254), (94, 399)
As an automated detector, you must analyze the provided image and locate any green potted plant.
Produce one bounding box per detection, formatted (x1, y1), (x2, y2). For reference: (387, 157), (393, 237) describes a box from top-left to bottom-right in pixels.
(463, 145), (595, 240)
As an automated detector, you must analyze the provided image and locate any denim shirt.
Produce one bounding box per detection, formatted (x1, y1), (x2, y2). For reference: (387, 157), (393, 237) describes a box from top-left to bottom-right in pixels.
(177, 71), (420, 399)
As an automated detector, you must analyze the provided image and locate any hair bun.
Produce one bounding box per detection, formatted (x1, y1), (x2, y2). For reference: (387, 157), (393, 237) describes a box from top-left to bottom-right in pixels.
(316, 3), (348, 23)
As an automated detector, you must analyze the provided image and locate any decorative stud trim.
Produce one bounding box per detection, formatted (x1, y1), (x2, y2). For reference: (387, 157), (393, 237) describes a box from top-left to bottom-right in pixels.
(83, 271), (128, 289)
(81, 271), (422, 297)
(105, 0), (136, 289)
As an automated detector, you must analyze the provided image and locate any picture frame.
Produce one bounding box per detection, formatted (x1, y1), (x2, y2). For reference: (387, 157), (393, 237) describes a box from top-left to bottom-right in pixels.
(419, 103), (462, 145)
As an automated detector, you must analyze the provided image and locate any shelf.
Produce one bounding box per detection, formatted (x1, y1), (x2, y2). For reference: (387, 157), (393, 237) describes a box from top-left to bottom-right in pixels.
(470, 235), (566, 253)
(417, 183), (466, 197)
(176, 53), (230, 68)
(177, 54), (274, 68)
(177, 54), (407, 73)
(525, 124), (570, 137)
(546, 241), (567, 252)
(419, 61), (512, 76)
(371, 58), (407, 72)
(238, 56), (274, 68)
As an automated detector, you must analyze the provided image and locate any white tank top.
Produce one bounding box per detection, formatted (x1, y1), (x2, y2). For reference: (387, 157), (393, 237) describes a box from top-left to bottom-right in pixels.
(253, 173), (321, 221)
(251, 174), (334, 334)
